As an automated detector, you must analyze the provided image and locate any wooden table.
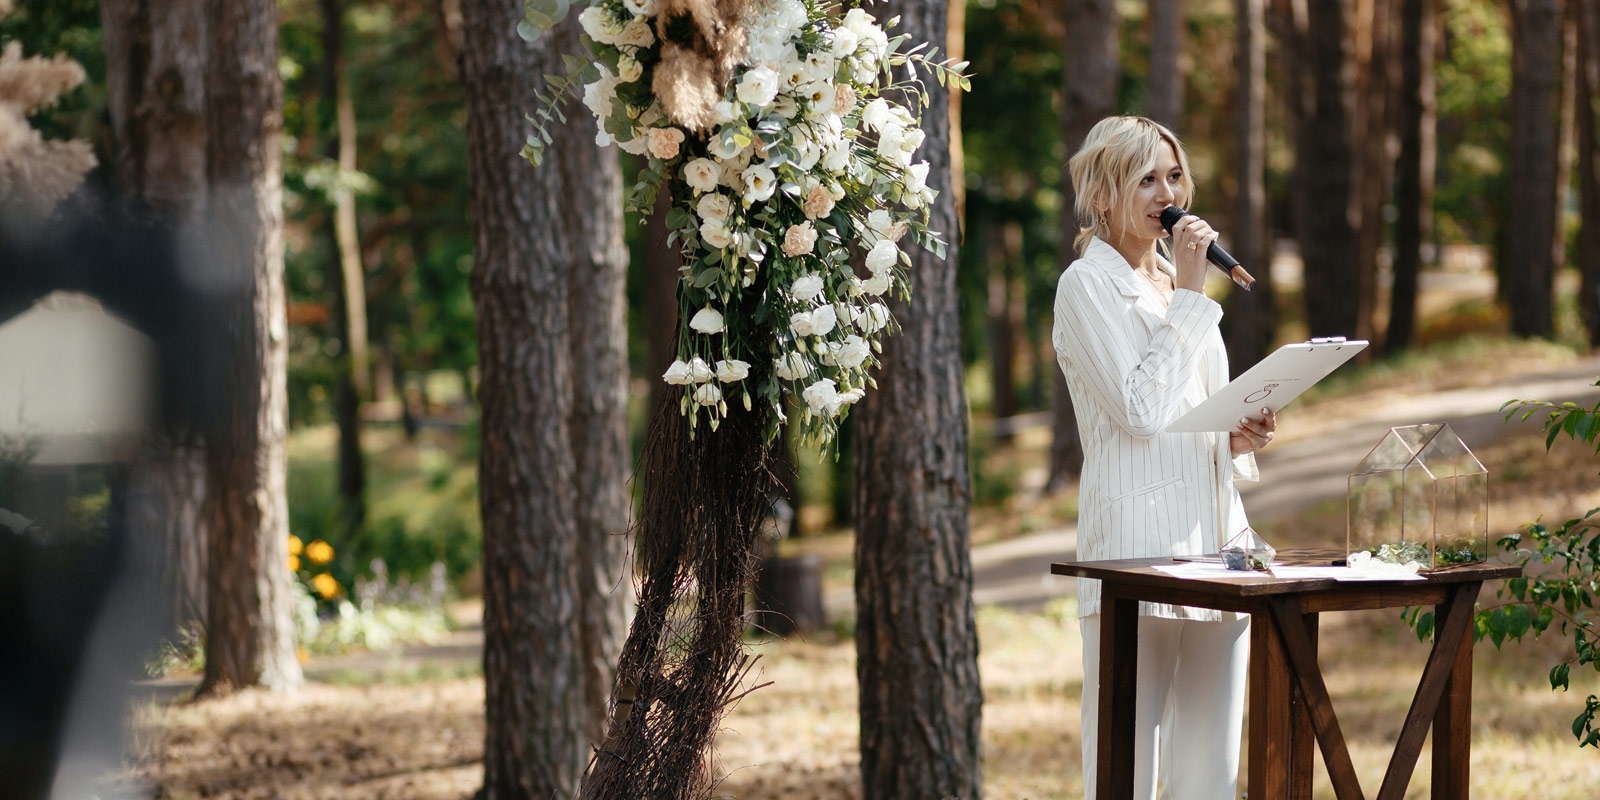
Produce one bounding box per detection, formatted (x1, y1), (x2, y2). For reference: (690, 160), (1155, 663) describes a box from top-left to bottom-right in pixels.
(1051, 549), (1520, 800)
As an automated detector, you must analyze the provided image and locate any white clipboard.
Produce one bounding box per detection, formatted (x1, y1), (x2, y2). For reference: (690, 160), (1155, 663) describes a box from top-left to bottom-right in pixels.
(1165, 338), (1369, 432)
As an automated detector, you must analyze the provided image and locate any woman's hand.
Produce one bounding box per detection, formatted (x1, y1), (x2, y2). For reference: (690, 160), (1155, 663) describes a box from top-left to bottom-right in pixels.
(1230, 407), (1277, 457)
(1170, 214), (1218, 293)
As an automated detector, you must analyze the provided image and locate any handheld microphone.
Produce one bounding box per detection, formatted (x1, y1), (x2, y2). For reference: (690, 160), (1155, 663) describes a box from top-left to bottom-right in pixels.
(1158, 206), (1256, 292)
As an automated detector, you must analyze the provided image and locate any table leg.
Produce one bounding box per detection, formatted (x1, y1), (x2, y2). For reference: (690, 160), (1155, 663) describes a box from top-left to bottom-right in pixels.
(1097, 590), (1139, 800)
(1248, 607), (1292, 799)
(1290, 613), (1320, 800)
(1432, 584), (1479, 799)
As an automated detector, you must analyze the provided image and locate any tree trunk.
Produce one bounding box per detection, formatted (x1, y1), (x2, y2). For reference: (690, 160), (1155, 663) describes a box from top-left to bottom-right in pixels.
(1577, 0), (1600, 346)
(1299, 0), (1364, 339)
(198, 0), (302, 694)
(557, 14), (631, 749)
(1225, 0), (1273, 374)
(99, 0), (212, 634)
(1049, 0), (1118, 489)
(1387, 0), (1437, 354)
(854, 1), (982, 797)
(461, 0), (585, 794)
(1352, 0), (1394, 352)
(986, 222), (1019, 423)
(320, 0), (366, 538)
(1506, 0), (1564, 339)
(1147, 0), (1187, 131)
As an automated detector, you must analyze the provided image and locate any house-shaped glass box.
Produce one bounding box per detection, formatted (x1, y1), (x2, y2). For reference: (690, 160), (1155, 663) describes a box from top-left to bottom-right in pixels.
(1347, 423), (1488, 570)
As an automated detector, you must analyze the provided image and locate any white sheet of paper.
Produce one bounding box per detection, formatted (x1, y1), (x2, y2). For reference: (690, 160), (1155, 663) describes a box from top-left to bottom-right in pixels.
(1267, 565), (1426, 582)
(1151, 562), (1263, 580)
(1166, 339), (1368, 432)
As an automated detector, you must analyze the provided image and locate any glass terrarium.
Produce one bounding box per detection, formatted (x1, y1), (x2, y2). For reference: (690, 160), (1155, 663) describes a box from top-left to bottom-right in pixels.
(1347, 423), (1488, 570)
(1221, 526), (1275, 571)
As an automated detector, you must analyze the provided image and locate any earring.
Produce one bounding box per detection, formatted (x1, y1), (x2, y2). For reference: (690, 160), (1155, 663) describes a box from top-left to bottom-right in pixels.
(1097, 211), (1107, 227)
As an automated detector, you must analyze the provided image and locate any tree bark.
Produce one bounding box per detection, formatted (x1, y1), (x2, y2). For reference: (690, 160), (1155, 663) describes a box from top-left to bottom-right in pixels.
(1577, 0), (1600, 346)
(1225, 0), (1273, 374)
(853, 1), (982, 797)
(1299, 0), (1364, 339)
(1352, 0), (1394, 352)
(461, 0), (585, 794)
(986, 222), (1019, 423)
(1147, 0), (1187, 131)
(99, 0), (212, 634)
(1048, 0), (1118, 488)
(320, 0), (367, 538)
(556, 16), (631, 749)
(1505, 0), (1564, 339)
(1387, 0), (1437, 354)
(197, 0), (302, 694)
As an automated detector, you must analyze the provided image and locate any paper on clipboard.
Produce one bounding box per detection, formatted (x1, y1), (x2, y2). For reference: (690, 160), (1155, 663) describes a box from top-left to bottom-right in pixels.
(1166, 338), (1369, 432)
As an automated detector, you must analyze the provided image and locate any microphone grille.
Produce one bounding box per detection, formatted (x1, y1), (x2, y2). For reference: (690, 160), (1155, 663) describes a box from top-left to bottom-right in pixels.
(1158, 206), (1188, 232)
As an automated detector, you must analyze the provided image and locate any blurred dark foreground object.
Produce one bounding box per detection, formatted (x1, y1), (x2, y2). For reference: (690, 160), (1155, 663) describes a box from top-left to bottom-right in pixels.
(0, 191), (223, 799)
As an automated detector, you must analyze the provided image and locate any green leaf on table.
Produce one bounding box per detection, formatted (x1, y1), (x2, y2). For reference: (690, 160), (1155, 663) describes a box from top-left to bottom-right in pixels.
(1489, 606), (1507, 648)
(1507, 604), (1532, 640)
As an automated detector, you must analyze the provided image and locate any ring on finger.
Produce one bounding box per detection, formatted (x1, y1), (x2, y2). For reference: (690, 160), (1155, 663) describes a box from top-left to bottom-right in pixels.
(1187, 242), (1198, 250)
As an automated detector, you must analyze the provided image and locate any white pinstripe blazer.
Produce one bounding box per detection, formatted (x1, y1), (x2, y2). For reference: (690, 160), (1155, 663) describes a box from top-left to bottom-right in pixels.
(1052, 237), (1259, 622)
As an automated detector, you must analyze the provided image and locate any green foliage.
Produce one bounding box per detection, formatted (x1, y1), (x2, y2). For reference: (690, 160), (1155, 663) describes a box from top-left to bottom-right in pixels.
(1433, 0), (1513, 247)
(1407, 378), (1600, 749)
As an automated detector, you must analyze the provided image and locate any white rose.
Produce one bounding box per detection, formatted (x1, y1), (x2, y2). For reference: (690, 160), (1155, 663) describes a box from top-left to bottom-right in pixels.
(860, 302), (890, 333)
(774, 352), (813, 380)
(617, 53), (644, 83)
(831, 335), (870, 369)
(802, 378), (839, 416)
(865, 240), (899, 275)
(690, 307), (726, 334)
(737, 66), (781, 107)
(663, 359), (695, 385)
(694, 382), (723, 406)
(646, 126), (685, 160)
(696, 192), (734, 224)
(860, 272), (891, 295)
(862, 98), (894, 132)
(843, 8), (876, 35)
(619, 18), (655, 48)
(905, 161), (931, 195)
(700, 220), (735, 249)
(821, 143), (850, 174)
(578, 6), (608, 42)
(791, 272), (824, 301)
(809, 304), (837, 335)
(687, 357), (715, 383)
(831, 27), (860, 58)
(683, 158), (720, 193)
(715, 359), (750, 383)
(622, 0), (656, 16)
(741, 164), (777, 205)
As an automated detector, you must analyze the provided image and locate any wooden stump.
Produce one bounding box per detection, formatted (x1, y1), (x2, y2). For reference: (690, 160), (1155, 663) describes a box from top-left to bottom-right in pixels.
(754, 553), (824, 636)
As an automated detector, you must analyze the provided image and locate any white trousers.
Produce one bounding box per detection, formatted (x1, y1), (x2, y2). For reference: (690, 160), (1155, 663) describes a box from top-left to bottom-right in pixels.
(1080, 614), (1249, 800)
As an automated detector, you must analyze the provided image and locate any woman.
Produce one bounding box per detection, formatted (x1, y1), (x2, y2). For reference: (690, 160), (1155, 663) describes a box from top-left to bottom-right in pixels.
(1052, 116), (1276, 799)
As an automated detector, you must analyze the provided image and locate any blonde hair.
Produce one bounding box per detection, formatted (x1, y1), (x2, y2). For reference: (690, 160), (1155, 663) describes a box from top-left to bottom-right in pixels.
(1067, 116), (1195, 256)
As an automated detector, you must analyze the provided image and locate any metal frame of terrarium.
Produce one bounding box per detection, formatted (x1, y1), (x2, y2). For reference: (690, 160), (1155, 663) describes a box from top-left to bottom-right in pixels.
(1346, 422), (1488, 570)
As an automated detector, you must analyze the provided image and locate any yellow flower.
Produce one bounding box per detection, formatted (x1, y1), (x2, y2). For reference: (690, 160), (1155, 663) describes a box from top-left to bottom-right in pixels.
(296, 646), (309, 664)
(305, 539), (334, 565)
(288, 554), (301, 572)
(287, 535), (303, 556)
(311, 572), (340, 600)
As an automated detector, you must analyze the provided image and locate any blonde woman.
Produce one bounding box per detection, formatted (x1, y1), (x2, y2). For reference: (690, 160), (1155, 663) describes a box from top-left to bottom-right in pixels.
(1052, 116), (1276, 799)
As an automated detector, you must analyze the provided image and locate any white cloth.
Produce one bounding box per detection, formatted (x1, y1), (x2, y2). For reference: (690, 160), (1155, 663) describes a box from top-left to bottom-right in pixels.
(1080, 614), (1250, 800)
(1052, 237), (1259, 622)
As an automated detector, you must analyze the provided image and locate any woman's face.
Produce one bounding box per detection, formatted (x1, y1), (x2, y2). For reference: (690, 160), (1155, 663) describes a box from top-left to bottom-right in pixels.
(1107, 141), (1185, 247)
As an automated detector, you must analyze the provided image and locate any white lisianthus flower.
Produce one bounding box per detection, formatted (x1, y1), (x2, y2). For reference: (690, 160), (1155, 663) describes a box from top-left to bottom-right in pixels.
(646, 126), (685, 160)
(865, 239), (899, 274)
(905, 161), (931, 195)
(794, 137), (821, 171)
(616, 129), (650, 156)
(683, 158), (720, 193)
(831, 335), (871, 369)
(877, 124), (912, 167)
(783, 223), (819, 258)
(696, 192), (734, 224)
(860, 302), (890, 333)
(579, 6), (617, 44)
(582, 70), (617, 119)
(809, 304), (838, 335)
(790, 271), (824, 300)
(862, 98), (894, 132)
(831, 27), (860, 58)
(741, 164), (777, 205)
(737, 66), (781, 107)
(774, 352), (813, 380)
(622, 0), (656, 16)
(843, 8), (877, 35)
(617, 53), (643, 83)
(700, 220), (735, 249)
(663, 359), (695, 385)
(687, 357), (715, 383)
(860, 272), (891, 295)
(618, 18), (655, 48)
(802, 378), (838, 416)
(804, 51), (836, 83)
(694, 382), (723, 406)
(821, 143), (850, 174)
(781, 53), (808, 91)
(595, 129), (613, 148)
(864, 209), (894, 243)
(715, 359), (751, 383)
(798, 81), (833, 112)
(690, 307), (726, 334)
(773, 94), (799, 119)
(899, 127), (926, 158)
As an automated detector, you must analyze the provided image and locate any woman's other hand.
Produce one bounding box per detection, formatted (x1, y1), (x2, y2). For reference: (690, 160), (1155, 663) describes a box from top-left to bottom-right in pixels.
(1170, 214), (1217, 293)
(1230, 407), (1277, 457)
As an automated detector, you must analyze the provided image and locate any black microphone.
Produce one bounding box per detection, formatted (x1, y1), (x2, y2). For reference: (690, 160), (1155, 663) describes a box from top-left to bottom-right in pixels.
(1159, 206), (1255, 291)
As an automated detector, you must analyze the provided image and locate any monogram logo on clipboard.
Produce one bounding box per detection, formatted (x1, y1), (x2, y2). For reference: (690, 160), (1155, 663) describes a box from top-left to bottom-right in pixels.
(1244, 383), (1279, 404)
